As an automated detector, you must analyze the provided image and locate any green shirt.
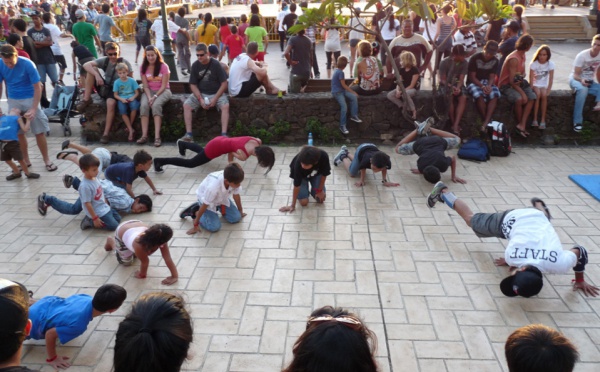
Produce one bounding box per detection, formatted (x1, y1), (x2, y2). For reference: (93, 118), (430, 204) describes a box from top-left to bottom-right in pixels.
(72, 21), (98, 58)
(245, 26), (267, 52)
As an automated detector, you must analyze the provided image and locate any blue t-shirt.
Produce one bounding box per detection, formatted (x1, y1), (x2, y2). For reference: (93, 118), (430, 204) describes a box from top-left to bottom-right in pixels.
(331, 68), (345, 94)
(95, 14), (116, 42)
(0, 57), (41, 100)
(79, 176), (111, 218)
(105, 162), (147, 186)
(0, 115), (20, 141)
(113, 77), (139, 99)
(29, 294), (94, 344)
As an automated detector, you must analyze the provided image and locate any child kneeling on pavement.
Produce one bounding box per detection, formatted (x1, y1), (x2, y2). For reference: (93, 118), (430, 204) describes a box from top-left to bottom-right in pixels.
(38, 153), (122, 230)
(180, 162), (246, 234)
(104, 221), (179, 285)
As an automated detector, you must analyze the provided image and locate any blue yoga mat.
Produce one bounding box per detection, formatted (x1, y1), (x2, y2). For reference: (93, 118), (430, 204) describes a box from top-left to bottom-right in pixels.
(569, 175), (600, 202)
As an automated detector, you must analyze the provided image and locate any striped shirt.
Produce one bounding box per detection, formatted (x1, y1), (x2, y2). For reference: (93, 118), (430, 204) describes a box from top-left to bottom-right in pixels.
(453, 31), (477, 55)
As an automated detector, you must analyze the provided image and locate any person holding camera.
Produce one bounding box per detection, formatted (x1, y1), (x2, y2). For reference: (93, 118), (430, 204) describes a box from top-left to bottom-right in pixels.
(569, 35), (600, 133)
(77, 42), (133, 144)
(498, 34), (536, 138)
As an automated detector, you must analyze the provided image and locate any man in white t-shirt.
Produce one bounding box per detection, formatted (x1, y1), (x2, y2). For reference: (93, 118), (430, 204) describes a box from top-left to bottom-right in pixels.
(386, 19), (432, 76)
(427, 181), (599, 298)
(275, 2), (290, 54)
(150, 12), (184, 53)
(229, 42), (283, 97)
(42, 12), (73, 84)
(568, 35), (600, 132)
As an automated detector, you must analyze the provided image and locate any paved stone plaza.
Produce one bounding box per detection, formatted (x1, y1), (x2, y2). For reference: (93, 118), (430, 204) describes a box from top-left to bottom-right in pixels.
(2, 5), (600, 370)
(2, 138), (600, 371)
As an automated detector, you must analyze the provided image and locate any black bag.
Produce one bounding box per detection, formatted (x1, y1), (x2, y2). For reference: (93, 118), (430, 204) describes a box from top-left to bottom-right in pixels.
(97, 84), (112, 99)
(487, 121), (512, 157)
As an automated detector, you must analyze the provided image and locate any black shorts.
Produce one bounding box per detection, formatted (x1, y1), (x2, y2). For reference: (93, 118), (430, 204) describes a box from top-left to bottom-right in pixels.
(235, 73), (262, 98)
(1, 141), (23, 161)
(110, 152), (133, 165)
(349, 39), (361, 48)
(55, 55), (67, 70)
(78, 56), (95, 75)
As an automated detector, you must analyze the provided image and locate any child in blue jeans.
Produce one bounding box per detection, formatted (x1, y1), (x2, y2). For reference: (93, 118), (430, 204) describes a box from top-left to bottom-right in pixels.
(181, 163), (246, 234)
(113, 63), (140, 141)
(331, 56), (361, 135)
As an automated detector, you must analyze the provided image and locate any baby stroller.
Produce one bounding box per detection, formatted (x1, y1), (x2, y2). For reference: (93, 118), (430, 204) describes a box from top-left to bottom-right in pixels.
(45, 81), (81, 137)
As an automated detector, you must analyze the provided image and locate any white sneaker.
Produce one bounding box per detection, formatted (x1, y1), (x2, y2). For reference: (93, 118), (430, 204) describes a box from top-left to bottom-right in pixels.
(340, 125), (349, 135)
(333, 145), (349, 166)
(350, 116), (362, 123)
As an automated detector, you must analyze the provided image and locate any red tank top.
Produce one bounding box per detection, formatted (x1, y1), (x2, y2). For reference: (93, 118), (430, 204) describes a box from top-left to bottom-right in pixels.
(203, 136), (254, 159)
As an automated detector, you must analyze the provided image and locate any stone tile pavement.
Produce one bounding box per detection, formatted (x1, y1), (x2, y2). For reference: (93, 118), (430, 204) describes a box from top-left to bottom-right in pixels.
(2, 132), (600, 371)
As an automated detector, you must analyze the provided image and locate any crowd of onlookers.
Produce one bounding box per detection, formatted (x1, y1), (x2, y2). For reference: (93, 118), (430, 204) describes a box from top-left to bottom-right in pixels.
(0, 280), (586, 371)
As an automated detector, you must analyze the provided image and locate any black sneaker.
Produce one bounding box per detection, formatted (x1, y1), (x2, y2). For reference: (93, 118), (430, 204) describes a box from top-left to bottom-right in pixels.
(80, 216), (94, 230)
(154, 158), (163, 173)
(427, 181), (448, 208)
(181, 69), (189, 76)
(176, 138), (188, 156)
(179, 202), (200, 219)
(37, 193), (48, 216)
(63, 174), (73, 188)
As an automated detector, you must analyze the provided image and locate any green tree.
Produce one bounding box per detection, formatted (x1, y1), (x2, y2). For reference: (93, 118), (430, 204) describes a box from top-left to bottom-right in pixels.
(291, 0), (512, 123)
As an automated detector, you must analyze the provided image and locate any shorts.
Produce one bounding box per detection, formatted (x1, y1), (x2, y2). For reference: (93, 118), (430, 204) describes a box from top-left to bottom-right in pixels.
(55, 54), (67, 70)
(289, 73), (309, 94)
(117, 99), (141, 115)
(349, 39), (361, 48)
(92, 147), (112, 172)
(184, 92), (229, 111)
(8, 97), (49, 135)
(235, 73), (262, 97)
(110, 152), (132, 165)
(78, 56), (95, 75)
(1, 141), (22, 161)
(396, 136), (460, 155)
(467, 81), (501, 101)
(470, 210), (511, 238)
(500, 84), (537, 103)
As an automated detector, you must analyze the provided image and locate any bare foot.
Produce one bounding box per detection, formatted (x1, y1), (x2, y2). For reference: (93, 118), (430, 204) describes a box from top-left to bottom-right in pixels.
(104, 236), (115, 251)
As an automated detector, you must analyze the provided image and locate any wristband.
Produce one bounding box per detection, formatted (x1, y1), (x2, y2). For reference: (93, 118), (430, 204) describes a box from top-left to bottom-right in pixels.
(314, 188), (322, 194)
(92, 216), (99, 221)
(46, 356), (58, 363)
(572, 278), (585, 283)
(153, 94), (158, 98)
(193, 223), (199, 227)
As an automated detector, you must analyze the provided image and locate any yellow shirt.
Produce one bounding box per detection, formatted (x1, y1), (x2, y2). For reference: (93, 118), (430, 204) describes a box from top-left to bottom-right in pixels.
(196, 23), (218, 46)
(53, 3), (63, 16)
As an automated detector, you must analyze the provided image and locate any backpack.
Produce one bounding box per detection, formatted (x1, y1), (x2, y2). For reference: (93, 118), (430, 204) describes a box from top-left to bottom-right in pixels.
(487, 121), (511, 157)
(457, 138), (489, 162)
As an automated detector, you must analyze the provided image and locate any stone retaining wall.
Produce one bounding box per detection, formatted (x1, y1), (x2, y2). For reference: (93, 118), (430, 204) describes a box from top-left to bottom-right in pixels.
(81, 90), (600, 145)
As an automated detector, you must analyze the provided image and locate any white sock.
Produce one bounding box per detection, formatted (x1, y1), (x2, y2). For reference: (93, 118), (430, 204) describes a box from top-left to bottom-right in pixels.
(442, 192), (457, 209)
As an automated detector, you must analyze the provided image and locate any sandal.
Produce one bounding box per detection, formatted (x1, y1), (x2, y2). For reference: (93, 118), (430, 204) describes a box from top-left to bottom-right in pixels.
(100, 135), (110, 144)
(539, 122), (546, 130)
(154, 138), (162, 147)
(531, 120), (539, 127)
(137, 136), (148, 145)
(515, 128), (529, 138)
(45, 163), (58, 172)
(56, 150), (78, 160)
(61, 139), (70, 150)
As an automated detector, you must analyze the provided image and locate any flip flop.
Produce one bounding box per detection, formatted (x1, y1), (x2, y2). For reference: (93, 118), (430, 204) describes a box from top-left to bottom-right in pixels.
(56, 151), (78, 160)
(45, 163), (58, 172)
(515, 128), (529, 138)
(61, 139), (70, 150)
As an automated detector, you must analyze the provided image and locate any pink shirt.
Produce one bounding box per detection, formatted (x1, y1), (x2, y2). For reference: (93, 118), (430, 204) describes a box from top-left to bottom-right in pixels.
(141, 62), (170, 91)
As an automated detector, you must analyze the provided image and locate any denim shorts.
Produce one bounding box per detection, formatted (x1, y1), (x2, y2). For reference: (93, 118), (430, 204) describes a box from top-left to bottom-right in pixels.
(117, 99), (141, 115)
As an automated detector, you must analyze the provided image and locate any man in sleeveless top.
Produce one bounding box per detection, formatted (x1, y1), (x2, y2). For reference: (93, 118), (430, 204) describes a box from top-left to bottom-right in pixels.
(498, 35), (536, 137)
(229, 42), (284, 97)
(386, 19), (432, 77)
(284, 27), (312, 93)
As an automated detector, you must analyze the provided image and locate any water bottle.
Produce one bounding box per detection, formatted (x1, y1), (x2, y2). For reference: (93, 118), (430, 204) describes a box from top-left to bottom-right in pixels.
(308, 132), (313, 146)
